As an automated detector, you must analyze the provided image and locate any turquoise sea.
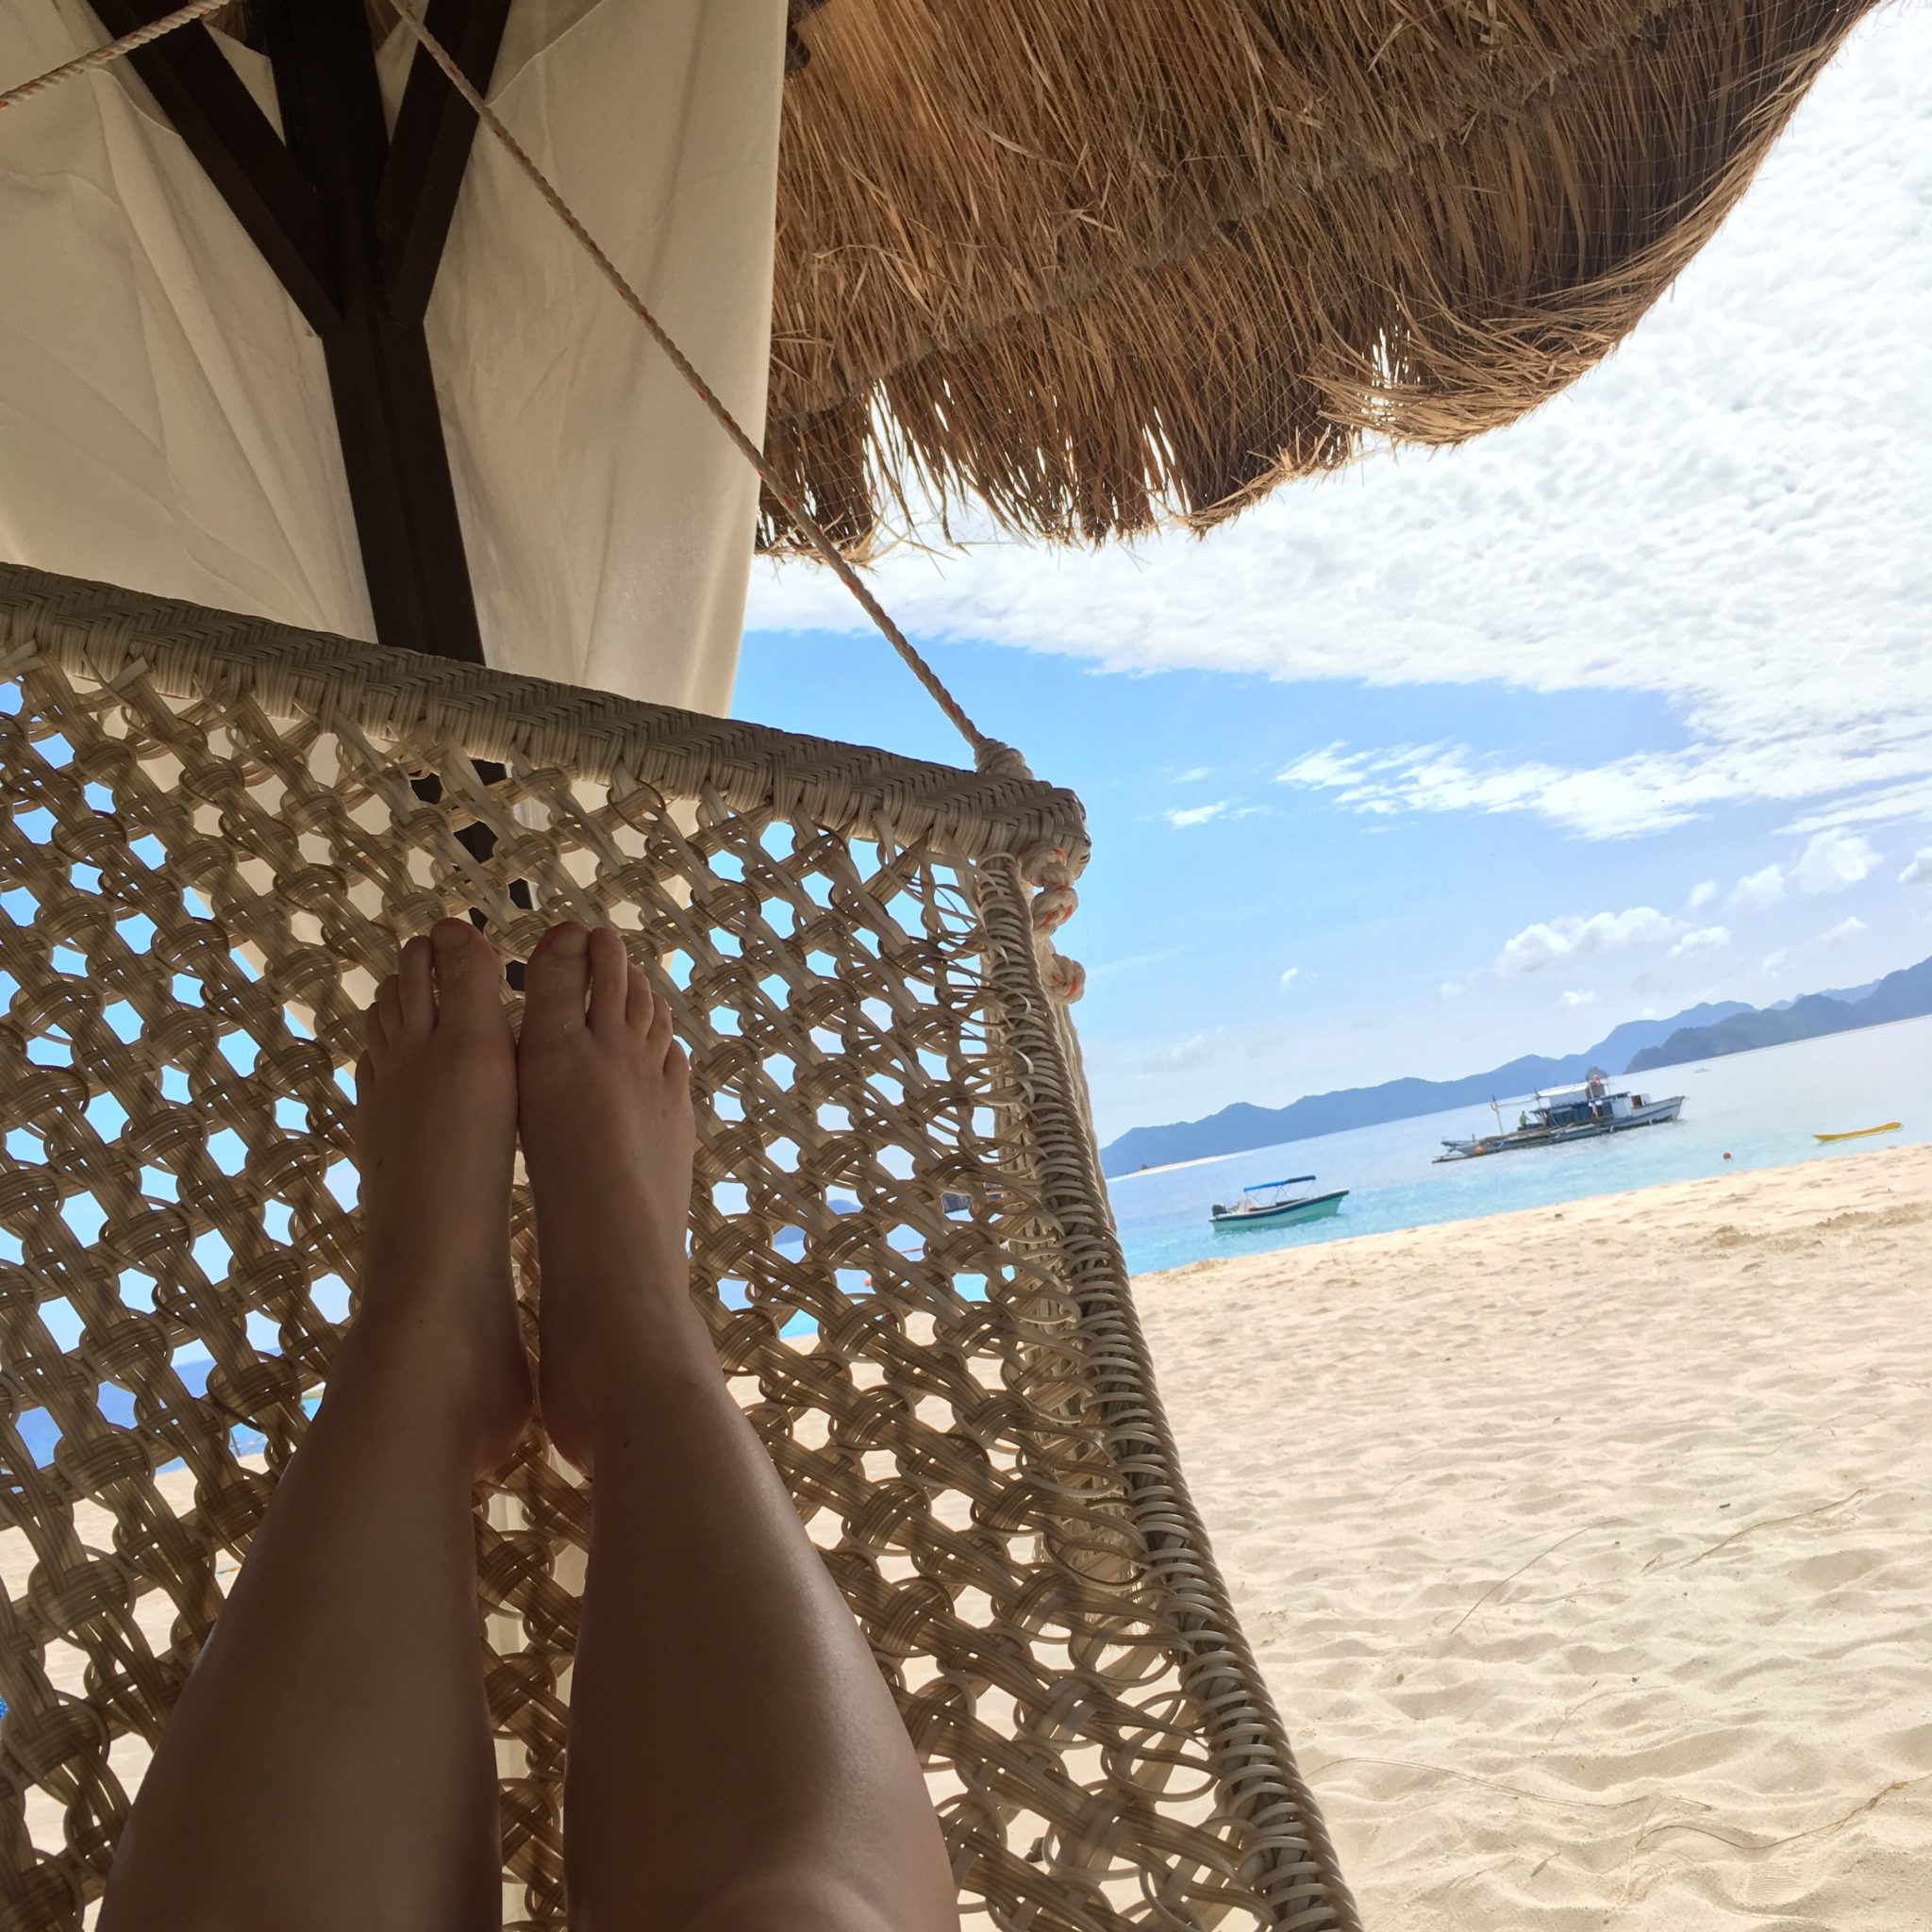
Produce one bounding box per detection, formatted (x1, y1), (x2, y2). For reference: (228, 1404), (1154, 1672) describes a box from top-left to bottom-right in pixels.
(1104, 1013), (1932, 1276)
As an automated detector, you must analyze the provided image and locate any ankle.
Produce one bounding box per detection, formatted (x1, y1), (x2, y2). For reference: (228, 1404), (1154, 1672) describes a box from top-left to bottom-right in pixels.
(337, 1295), (501, 1389)
(534, 1235), (695, 1324)
(546, 1291), (717, 1410)
(331, 1307), (529, 1463)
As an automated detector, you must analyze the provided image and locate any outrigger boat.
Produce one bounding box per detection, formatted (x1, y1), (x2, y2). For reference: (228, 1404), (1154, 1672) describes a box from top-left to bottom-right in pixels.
(1815, 1122), (1902, 1142)
(1209, 1175), (1349, 1228)
(1435, 1071), (1684, 1162)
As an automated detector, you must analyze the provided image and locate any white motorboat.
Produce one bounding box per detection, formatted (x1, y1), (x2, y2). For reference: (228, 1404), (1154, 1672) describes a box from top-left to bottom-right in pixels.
(1209, 1175), (1349, 1228)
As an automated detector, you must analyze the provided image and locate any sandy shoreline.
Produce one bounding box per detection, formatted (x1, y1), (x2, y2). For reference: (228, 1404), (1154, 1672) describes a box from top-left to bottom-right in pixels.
(1135, 1141), (1932, 1930)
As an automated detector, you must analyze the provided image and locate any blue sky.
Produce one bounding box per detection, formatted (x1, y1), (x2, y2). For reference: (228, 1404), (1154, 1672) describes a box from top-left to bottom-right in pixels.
(738, 9), (1932, 1144)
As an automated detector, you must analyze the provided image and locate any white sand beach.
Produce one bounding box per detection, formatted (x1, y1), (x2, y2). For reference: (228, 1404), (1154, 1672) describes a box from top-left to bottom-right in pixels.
(1136, 1141), (1932, 1931)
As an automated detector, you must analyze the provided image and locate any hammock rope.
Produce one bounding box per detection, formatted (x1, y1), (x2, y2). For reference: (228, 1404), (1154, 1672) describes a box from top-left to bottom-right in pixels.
(0, 0), (1090, 983)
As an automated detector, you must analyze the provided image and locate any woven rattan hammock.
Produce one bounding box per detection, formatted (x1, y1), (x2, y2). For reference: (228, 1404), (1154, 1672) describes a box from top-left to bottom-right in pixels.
(0, 563), (1359, 1930)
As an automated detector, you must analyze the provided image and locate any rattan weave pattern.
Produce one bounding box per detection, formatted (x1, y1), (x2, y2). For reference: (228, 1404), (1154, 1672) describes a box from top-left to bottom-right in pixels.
(0, 568), (1357, 1931)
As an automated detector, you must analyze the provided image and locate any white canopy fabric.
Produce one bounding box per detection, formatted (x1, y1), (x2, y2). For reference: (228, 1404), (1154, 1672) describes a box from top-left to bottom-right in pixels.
(0, 0), (784, 713)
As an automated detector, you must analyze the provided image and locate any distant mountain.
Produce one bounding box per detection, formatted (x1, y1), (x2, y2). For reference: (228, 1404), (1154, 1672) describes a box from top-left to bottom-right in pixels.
(1102, 955), (1932, 1176)
(1626, 956), (1932, 1073)
(1099, 999), (1751, 1176)
(1769, 976), (1880, 1011)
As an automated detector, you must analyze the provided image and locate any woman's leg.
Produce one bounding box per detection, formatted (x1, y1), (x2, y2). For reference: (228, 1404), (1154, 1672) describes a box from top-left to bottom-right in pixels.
(101, 920), (531, 1932)
(519, 924), (958, 1932)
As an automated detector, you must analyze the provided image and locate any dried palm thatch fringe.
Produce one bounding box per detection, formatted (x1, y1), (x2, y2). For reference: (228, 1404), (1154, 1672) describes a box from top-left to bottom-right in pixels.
(0, 566), (1361, 1932)
(768, 0), (1885, 547)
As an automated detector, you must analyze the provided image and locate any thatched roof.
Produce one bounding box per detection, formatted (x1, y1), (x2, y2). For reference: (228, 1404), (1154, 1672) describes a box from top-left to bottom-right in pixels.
(767, 0), (1882, 548)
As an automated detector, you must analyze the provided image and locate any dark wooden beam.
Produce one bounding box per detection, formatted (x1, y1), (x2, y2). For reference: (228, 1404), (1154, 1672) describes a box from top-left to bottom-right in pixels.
(378, 0), (511, 324)
(89, 0), (338, 333)
(267, 0), (484, 663)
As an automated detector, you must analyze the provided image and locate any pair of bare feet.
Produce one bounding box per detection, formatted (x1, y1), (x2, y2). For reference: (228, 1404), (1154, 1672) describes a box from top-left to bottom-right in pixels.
(352, 917), (693, 1479)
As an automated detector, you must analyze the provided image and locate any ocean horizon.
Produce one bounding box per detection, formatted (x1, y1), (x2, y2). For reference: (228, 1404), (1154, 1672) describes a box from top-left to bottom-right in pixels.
(1105, 1012), (1932, 1276)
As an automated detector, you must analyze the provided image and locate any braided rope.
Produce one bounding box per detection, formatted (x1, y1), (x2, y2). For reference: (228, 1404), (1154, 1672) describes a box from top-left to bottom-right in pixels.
(0, 0), (232, 114)
(974, 858), (1364, 1928)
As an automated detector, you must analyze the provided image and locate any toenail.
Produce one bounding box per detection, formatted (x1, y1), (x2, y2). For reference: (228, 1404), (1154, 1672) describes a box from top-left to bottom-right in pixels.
(550, 923), (589, 953)
(432, 920), (468, 952)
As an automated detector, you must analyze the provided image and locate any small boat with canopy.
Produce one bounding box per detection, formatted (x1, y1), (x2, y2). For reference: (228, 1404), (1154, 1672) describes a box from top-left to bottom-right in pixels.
(1210, 1176), (1349, 1229)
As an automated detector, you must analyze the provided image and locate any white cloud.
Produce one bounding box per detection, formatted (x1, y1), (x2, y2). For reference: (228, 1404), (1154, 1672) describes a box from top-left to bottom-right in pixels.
(1560, 990), (1596, 1009)
(1787, 782), (1932, 837)
(1165, 802), (1227, 828)
(1273, 741), (1773, 841)
(1793, 828), (1879, 893)
(1496, 906), (1678, 975)
(1140, 1029), (1224, 1074)
(1762, 948), (1789, 978)
(748, 17), (1932, 847)
(1278, 967), (1300, 992)
(1439, 980), (1464, 1000)
(1688, 881), (1718, 910)
(1670, 924), (1731, 960)
(1729, 864), (1787, 911)
(1903, 849), (1932, 889)
(1727, 831), (1870, 912)
(1819, 915), (1869, 947)
(1173, 767), (1214, 785)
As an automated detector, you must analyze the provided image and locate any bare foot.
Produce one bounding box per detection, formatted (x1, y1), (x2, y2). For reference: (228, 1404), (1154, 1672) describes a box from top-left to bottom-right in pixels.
(516, 923), (695, 1474)
(353, 918), (532, 1476)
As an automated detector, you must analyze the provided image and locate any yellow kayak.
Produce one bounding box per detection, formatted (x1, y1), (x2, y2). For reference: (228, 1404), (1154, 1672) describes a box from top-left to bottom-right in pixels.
(1814, 1122), (1903, 1142)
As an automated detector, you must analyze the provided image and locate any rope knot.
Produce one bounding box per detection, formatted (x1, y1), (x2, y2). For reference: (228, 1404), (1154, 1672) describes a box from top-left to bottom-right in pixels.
(1017, 842), (1082, 997)
(1017, 841), (1074, 890)
(1039, 946), (1087, 1004)
(1030, 885), (1078, 934)
(974, 739), (1034, 782)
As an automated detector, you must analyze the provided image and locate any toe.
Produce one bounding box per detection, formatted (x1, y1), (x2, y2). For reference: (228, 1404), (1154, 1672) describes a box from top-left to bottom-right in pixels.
(644, 991), (682, 1072)
(362, 996), (389, 1059)
(524, 922), (591, 1039)
(625, 963), (656, 1032)
(352, 1050), (379, 1164)
(430, 918), (505, 1035)
(588, 928), (629, 1033)
(375, 974), (405, 1047)
(397, 934), (435, 1032)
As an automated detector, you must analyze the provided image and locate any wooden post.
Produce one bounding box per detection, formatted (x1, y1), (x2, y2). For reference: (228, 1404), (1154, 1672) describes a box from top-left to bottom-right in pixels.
(266, 0), (481, 661)
(92, 0), (508, 664)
